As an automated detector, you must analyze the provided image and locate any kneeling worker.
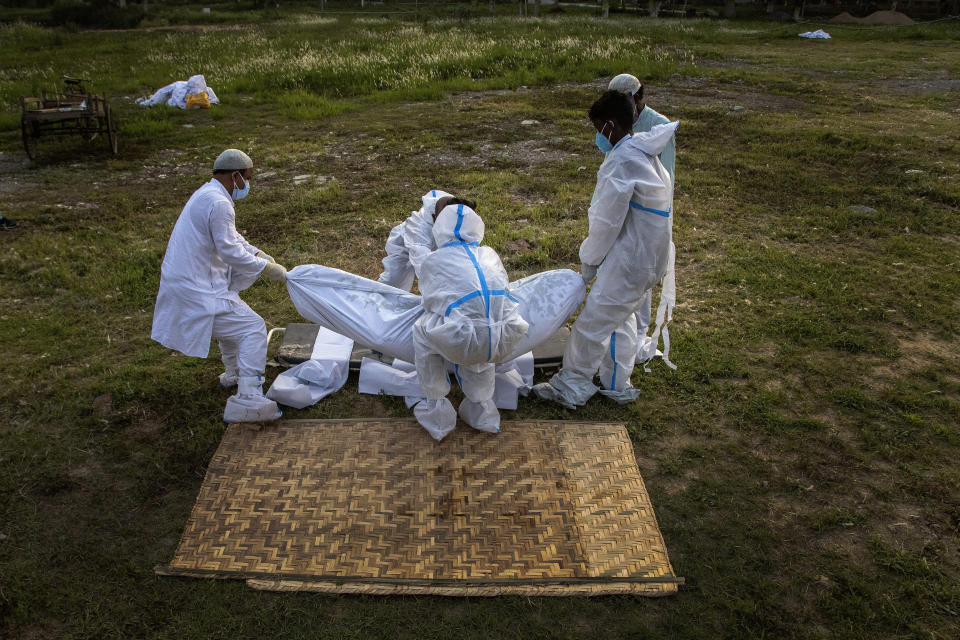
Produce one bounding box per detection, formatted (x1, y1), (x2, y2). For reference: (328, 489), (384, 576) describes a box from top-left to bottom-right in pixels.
(151, 149), (288, 423)
(412, 200), (529, 440)
(534, 91), (678, 409)
(377, 189), (454, 291)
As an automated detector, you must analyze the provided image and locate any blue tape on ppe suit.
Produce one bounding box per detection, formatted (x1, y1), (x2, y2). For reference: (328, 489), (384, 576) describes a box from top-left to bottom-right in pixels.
(629, 200), (671, 217)
(609, 331), (617, 389)
(440, 204), (519, 361)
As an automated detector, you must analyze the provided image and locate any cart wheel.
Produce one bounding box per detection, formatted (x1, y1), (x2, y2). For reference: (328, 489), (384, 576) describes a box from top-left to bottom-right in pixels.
(106, 105), (118, 155)
(83, 117), (99, 143)
(21, 120), (37, 160)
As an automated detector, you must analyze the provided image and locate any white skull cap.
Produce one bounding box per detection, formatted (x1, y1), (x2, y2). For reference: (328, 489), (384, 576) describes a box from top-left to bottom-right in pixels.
(213, 148), (253, 171)
(608, 73), (641, 95)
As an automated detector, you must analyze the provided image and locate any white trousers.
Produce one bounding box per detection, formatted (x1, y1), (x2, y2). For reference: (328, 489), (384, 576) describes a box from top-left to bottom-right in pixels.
(635, 289), (652, 339)
(212, 298), (267, 377)
(412, 320), (500, 438)
(412, 317), (496, 404)
(549, 261), (658, 406)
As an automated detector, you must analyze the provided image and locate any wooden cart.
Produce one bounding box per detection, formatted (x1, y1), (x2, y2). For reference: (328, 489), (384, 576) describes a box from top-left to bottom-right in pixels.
(20, 76), (118, 160)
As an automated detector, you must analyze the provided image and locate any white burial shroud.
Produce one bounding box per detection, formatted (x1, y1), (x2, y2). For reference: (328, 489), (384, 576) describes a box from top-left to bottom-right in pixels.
(285, 265), (586, 366)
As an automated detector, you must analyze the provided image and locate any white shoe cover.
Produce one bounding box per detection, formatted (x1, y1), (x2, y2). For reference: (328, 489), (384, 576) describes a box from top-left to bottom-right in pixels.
(532, 382), (578, 410)
(413, 398), (457, 441)
(458, 399), (500, 434)
(224, 394), (282, 423)
(598, 386), (641, 405)
(224, 375), (281, 423)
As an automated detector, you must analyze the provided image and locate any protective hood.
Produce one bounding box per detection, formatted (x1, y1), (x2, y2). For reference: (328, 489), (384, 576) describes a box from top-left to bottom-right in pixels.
(432, 204), (485, 247)
(416, 189), (453, 222)
(630, 121), (679, 156)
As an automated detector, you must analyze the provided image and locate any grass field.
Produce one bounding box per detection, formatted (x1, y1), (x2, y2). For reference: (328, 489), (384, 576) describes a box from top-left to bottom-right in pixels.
(1, 11), (959, 640)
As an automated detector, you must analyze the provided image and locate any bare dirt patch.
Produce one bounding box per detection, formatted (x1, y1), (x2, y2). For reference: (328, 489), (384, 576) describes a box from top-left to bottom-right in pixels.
(830, 10), (915, 26)
(873, 332), (956, 379)
(0, 152), (29, 176)
(505, 238), (531, 252)
(10, 623), (68, 640)
(0, 153), (37, 195)
(697, 58), (754, 69)
(638, 430), (718, 494)
(555, 72), (810, 113)
(451, 87), (535, 101)
(656, 82), (809, 114)
(67, 457), (105, 483)
(878, 70), (960, 95)
(127, 415), (165, 442)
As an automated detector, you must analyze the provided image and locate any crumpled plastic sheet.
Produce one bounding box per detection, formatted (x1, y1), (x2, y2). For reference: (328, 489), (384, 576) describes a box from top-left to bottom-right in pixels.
(798, 29), (831, 39)
(265, 327), (353, 409)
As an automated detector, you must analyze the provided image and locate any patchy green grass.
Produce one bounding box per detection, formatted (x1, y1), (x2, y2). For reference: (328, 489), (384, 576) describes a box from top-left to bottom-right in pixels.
(1, 14), (960, 640)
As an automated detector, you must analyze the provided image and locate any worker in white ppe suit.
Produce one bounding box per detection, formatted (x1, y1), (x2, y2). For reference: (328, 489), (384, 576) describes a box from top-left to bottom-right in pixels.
(606, 73), (677, 366)
(534, 91), (678, 409)
(151, 149), (288, 423)
(411, 200), (530, 440)
(377, 189), (453, 291)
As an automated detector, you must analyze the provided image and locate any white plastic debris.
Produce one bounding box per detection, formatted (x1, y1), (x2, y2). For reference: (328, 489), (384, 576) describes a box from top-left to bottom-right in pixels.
(357, 351), (534, 411)
(358, 357), (425, 398)
(798, 29), (831, 39)
(265, 328), (353, 408)
(136, 74), (220, 109)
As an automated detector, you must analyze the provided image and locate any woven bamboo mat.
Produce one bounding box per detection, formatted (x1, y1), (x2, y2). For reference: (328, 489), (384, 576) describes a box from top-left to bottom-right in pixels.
(156, 419), (681, 597)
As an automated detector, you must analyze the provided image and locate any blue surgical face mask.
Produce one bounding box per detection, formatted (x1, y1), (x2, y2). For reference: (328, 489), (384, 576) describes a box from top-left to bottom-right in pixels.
(232, 173), (251, 200)
(594, 121), (614, 153)
(595, 131), (613, 153)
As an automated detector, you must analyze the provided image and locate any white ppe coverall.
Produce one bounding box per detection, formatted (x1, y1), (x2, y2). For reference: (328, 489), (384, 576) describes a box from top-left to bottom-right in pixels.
(633, 106), (677, 366)
(537, 121), (679, 408)
(593, 106), (678, 366)
(377, 189), (452, 291)
(151, 178), (281, 423)
(411, 204), (530, 440)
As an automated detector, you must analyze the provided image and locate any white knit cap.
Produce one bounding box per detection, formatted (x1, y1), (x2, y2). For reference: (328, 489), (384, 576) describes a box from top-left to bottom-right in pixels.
(213, 148), (253, 171)
(608, 73), (641, 95)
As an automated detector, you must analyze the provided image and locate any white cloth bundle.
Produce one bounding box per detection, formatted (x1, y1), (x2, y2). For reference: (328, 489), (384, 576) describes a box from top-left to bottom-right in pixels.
(137, 74), (220, 109)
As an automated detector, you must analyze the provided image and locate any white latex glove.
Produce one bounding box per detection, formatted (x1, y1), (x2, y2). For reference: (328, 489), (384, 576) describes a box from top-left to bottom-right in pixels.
(262, 262), (287, 282)
(580, 263), (598, 285)
(256, 251), (276, 263)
